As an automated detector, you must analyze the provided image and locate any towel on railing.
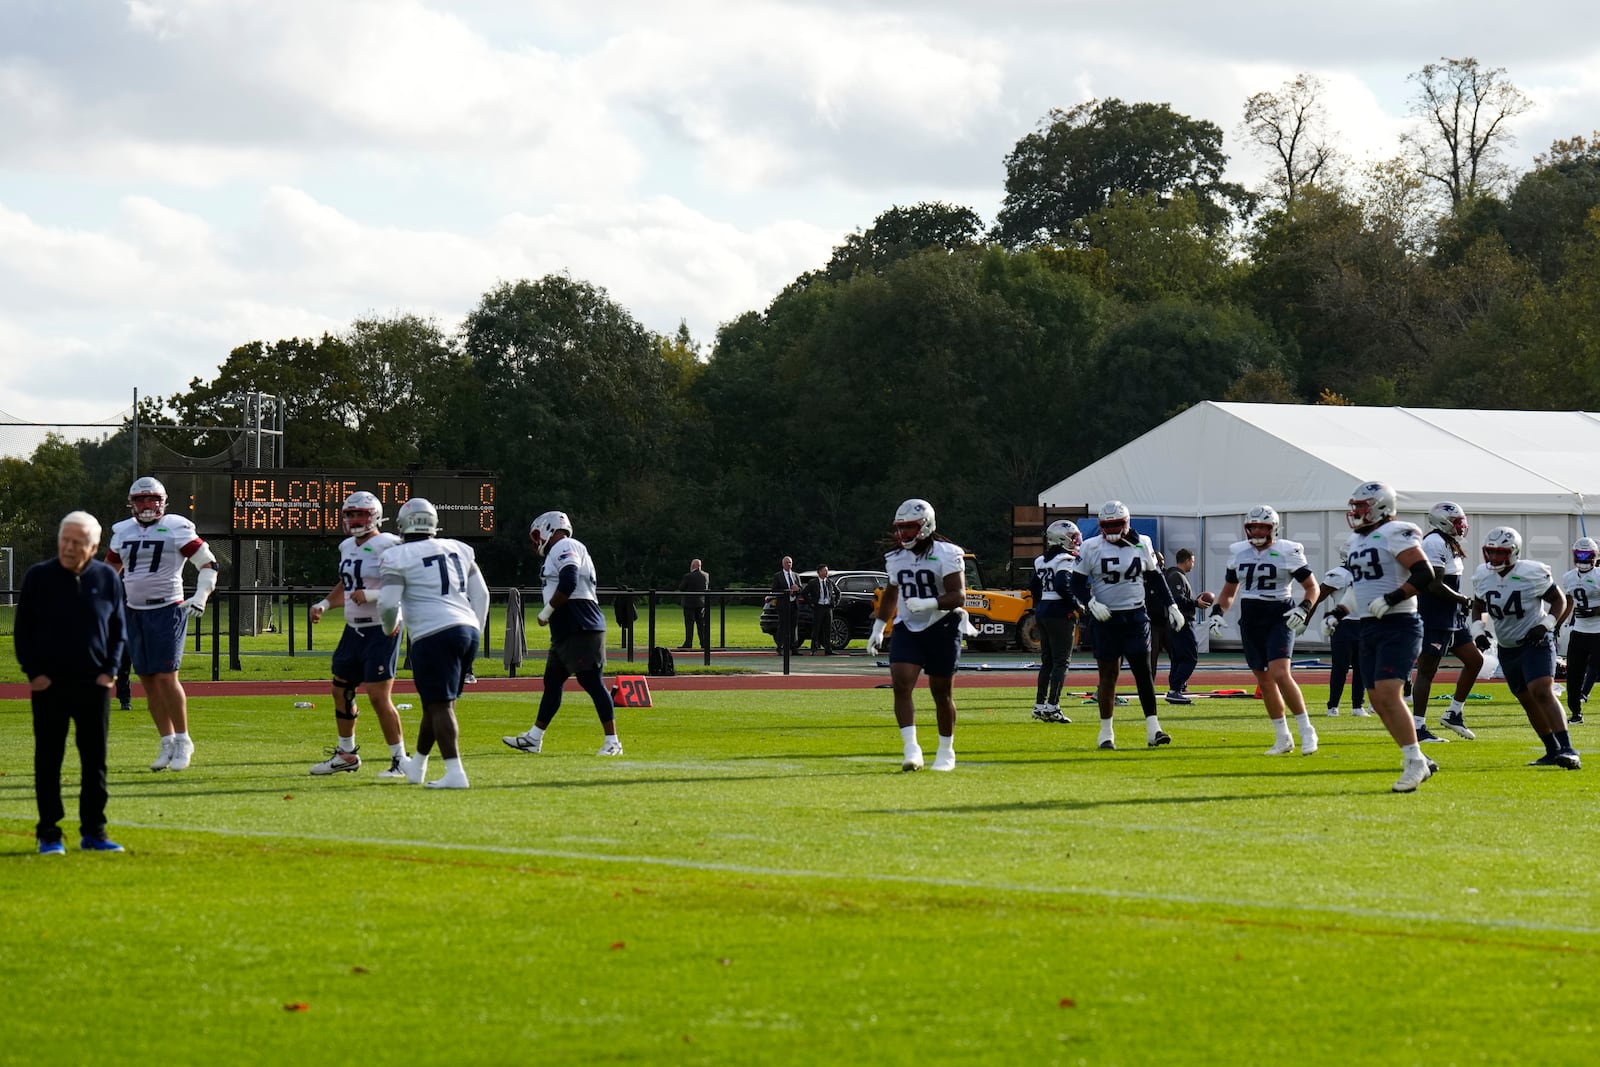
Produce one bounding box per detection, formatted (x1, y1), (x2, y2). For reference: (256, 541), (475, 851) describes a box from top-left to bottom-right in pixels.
(502, 586), (525, 672)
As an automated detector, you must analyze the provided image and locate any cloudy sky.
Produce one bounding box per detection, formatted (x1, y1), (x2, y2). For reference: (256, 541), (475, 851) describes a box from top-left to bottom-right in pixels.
(2, 0), (1596, 435)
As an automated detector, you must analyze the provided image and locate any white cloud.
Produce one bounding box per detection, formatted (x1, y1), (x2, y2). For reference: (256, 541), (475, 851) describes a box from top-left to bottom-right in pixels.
(4, 0), (1600, 435)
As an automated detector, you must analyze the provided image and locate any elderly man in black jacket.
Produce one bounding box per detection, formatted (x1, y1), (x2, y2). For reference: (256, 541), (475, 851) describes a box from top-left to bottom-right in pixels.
(15, 511), (127, 854)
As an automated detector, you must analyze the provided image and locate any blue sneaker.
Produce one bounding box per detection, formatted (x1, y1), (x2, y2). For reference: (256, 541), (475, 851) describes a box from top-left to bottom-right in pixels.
(79, 836), (125, 853)
(38, 839), (66, 856)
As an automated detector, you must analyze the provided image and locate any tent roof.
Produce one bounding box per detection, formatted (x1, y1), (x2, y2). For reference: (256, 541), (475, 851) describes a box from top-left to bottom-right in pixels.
(1038, 402), (1600, 517)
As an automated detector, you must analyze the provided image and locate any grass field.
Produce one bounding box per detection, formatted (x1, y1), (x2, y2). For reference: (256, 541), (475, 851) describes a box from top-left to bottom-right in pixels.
(2, 680), (1597, 1065)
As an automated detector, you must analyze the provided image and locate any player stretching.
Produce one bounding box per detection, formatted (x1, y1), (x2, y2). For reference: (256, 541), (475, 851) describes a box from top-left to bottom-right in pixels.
(105, 476), (218, 772)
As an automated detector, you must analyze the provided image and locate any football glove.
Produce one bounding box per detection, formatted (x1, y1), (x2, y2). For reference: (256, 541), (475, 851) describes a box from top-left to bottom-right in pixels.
(1166, 604), (1185, 632)
(867, 619), (886, 656)
(1087, 598), (1112, 622)
(1320, 613), (1340, 640)
(1367, 593), (1397, 619)
(537, 603), (554, 625)
(180, 596), (208, 618)
(904, 596), (940, 618)
(1206, 613), (1226, 637)
(1285, 604), (1309, 636)
(1470, 619), (1491, 651)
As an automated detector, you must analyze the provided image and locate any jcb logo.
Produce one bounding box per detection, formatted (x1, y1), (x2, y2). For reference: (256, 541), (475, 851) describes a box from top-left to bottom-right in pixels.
(978, 622), (1005, 635)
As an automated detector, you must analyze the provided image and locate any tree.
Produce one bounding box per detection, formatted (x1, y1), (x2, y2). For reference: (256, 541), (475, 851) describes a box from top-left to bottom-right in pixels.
(1240, 74), (1340, 208)
(823, 202), (985, 280)
(1501, 133), (1600, 282)
(995, 98), (1252, 248)
(1404, 56), (1531, 210)
(1083, 190), (1232, 304)
(461, 275), (678, 584)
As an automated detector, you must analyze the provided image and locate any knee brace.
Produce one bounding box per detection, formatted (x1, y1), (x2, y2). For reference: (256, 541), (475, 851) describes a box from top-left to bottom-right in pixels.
(334, 680), (360, 721)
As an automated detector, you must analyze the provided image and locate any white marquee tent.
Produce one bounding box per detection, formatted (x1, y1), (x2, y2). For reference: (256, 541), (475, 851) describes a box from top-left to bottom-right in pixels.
(1038, 402), (1600, 646)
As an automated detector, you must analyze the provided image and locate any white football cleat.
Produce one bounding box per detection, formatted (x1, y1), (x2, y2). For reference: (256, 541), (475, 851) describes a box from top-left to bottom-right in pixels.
(150, 736), (174, 772)
(167, 736), (195, 772)
(425, 770), (470, 789)
(596, 737), (624, 757)
(1264, 737), (1295, 756)
(377, 756), (408, 779)
(400, 753), (428, 785)
(901, 746), (924, 772)
(929, 749), (956, 772)
(1392, 757), (1435, 793)
(1299, 728), (1319, 756)
(502, 732), (542, 754)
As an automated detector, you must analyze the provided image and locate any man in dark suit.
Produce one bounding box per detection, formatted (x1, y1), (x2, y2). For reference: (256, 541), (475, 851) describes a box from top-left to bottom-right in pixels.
(676, 558), (709, 650)
(805, 564), (841, 654)
(772, 555), (801, 652)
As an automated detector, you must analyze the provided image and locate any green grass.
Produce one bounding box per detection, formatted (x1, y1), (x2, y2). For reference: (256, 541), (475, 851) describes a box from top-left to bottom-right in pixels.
(2, 682), (1597, 1065)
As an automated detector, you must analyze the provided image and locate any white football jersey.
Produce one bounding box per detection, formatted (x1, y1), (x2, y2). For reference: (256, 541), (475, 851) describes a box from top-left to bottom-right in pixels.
(1344, 520), (1424, 620)
(541, 536), (600, 605)
(1073, 533), (1158, 611)
(378, 537), (484, 639)
(338, 531), (401, 628)
(1225, 539), (1310, 602)
(1420, 531), (1466, 578)
(885, 540), (965, 632)
(107, 513), (208, 610)
(1560, 567), (1600, 635)
(1471, 560), (1557, 646)
(1321, 565), (1353, 592)
(1033, 551), (1075, 604)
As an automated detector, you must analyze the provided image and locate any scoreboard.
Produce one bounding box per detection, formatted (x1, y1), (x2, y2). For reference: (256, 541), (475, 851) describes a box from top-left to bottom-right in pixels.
(154, 469), (498, 538)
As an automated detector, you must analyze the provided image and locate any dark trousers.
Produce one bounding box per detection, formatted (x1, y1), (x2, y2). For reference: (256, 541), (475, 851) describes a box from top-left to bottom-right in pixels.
(1035, 613), (1076, 704)
(681, 605), (708, 649)
(32, 678), (111, 843)
(811, 603), (835, 652)
(1164, 623), (1198, 691)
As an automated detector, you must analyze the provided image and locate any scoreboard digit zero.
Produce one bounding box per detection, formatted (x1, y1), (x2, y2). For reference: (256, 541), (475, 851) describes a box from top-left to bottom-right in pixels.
(155, 469), (497, 538)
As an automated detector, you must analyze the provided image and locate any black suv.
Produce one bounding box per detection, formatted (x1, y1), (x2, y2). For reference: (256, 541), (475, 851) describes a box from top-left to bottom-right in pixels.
(759, 569), (889, 651)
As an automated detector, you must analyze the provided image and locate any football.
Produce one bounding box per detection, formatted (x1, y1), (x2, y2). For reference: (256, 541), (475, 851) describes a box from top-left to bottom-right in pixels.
(1197, 591), (1216, 608)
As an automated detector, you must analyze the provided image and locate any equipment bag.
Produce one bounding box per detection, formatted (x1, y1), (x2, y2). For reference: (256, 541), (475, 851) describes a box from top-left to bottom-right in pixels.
(648, 646), (676, 677)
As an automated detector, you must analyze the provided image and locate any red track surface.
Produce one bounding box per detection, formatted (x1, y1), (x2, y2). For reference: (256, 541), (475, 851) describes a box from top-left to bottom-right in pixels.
(2, 663), (1461, 698)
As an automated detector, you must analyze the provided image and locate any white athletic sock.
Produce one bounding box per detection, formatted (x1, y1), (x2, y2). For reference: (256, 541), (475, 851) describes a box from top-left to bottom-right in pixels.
(899, 725), (919, 747)
(936, 734), (954, 755)
(443, 757), (465, 775)
(1098, 720), (1115, 743)
(389, 741), (405, 758)
(173, 731), (190, 744)
(337, 735), (357, 753)
(1274, 717), (1292, 742)
(1145, 715), (1163, 740)
(528, 724), (547, 742)
(1412, 712), (1426, 729)
(1401, 742), (1423, 762)
(1447, 699), (1465, 715)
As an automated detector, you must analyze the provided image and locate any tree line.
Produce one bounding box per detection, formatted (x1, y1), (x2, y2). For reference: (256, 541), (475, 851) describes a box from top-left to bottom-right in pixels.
(4, 56), (1597, 592)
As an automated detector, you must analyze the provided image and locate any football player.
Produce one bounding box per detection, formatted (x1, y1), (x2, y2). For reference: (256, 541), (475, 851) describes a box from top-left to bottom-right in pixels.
(307, 491), (409, 778)
(502, 511), (621, 757)
(1069, 500), (1181, 751)
(1030, 519), (1081, 724)
(1468, 527), (1578, 769)
(104, 476), (219, 772)
(1206, 506), (1320, 756)
(1309, 544), (1369, 716)
(1553, 536), (1600, 725)
(1412, 502), (1483, 740)
(1341, 481), (1444, 792)
(378, 499), (489, 789)
(867, 498), (967, 771)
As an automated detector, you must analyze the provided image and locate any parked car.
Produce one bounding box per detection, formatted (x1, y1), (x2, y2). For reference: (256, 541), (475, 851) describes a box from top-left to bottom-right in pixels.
(759, 569), (889, 651)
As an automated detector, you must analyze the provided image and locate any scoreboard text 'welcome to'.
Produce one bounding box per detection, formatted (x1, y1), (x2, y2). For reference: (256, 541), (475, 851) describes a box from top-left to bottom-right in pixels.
(154, 469), (498, 538)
